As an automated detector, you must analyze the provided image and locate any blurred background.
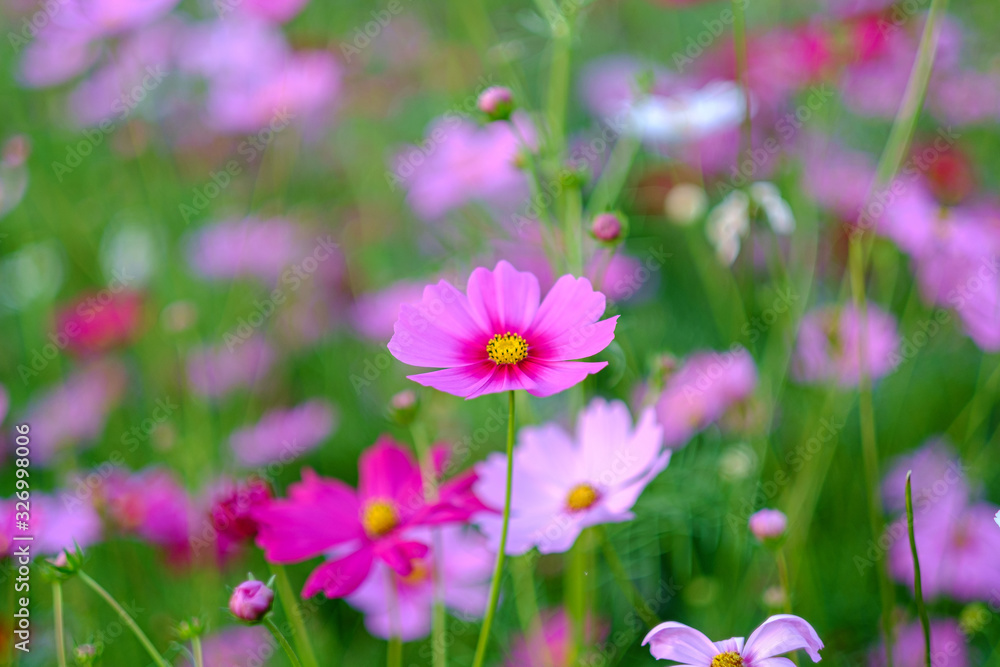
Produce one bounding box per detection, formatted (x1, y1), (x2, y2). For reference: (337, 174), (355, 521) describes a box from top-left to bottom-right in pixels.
(1, 0), (1000, 664)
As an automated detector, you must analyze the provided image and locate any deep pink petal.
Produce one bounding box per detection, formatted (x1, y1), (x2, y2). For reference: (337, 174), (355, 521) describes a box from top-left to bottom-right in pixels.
(518, 359), (608, 397)
(388, 280), (489, 367)
(302, 546), (374, 598)
(743, 615), (824, 663)
(642, 621), (720, 664)
(253, 470), (361, 561)
(376, 539), (430, 576)
(406, 362), (498, 398)
(527, 274), (610, 350)
(532, 315), (619, 362)
(464, 364), (536, 399)
(466, 260), (540, 334)
(358, 439), (423, 513)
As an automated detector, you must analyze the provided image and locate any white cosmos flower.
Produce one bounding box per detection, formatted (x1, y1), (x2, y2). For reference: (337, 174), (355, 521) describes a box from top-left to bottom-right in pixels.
(625, 80), (747, 143)
(706, 182), (795, 265)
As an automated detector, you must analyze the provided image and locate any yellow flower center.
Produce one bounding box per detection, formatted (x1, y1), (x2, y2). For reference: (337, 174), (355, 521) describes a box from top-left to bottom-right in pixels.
(566, 483), (599, 512)
(711, 652), (744, 667)
(362, 500), (399, 538)
(398, 560), (430, 586)
(486, 332), (528, 365)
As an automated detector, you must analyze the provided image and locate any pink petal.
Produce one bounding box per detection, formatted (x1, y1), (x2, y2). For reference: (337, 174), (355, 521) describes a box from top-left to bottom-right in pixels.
(406, 361), (499, 398)
(527, 274), (613, 358)
(533, 315), (620, 362)
(642, 621), (720, 664)
(302, 546), (375, 598)
(465, 363), (537, 399)
(743, 615), (824, 663)
(358, 439), (423, 512)
(253, 470), (362, 561)
(518, 359), (609, 397)
(465, 260), (541, 334)
(388, 280), (489, 368)
(376, 539), (430, 575)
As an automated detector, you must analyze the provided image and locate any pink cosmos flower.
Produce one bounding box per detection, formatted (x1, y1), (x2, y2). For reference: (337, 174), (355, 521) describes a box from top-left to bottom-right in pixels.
(654, 348), (758, 448)
(99, 467), (193, 561)
(253, 438), (480, 599)
(24, 359), (128, 465)
(749, 509), (787, 541)
(54, 291), (143, 356)
(869, 620), (968, 667)
(205, 477), (273, 562)
(643, 614), (824, 664)
(506, 608), (610, 667)
(881, 439), (967, 513)
(186, 217), (312, 284)
(345, 525), (493, 640)
(1, 493), (102, 558)
(394, 115), (533, 220)
(180, 626), (272, 667)
(474, 398), (667, 555)
(388, 261), (618, 399)
(350, 281), (427, 342)
(186, 338), (275, 398)
(229, 399), (337, 466)
(230, 0), (309, 23)
(791, 304), (900, 386)
(54, 0), (180, 39)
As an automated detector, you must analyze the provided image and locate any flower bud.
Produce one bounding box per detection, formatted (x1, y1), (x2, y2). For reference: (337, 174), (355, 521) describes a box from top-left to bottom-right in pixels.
(74, 644), (101, 666)
(229, 578), (275, 623)
(749, 508), (788, 542)
(388, 389), (420, 425)
(591, 212), (627, 243)
(477, 86), (514, 121)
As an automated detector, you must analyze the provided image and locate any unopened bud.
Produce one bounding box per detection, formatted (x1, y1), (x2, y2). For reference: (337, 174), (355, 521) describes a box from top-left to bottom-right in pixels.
(477, 86), (514, 121)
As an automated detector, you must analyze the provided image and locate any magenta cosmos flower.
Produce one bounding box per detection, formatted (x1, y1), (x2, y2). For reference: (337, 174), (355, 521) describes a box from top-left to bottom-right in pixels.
(345, 525), (493, 640)
(791, 304), (900, 387)
(474, 398), (667, 554)
(388, 261), (618, 399)
(506, 608), (610, 667)
(643, 614), (823, 665)
(253, 438), (480, 598)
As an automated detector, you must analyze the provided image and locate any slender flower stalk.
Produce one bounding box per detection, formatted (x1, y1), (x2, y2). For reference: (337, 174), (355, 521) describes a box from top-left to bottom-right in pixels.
(512, 556), (554, 667)
(78, 571), (169, 667)
(269, 564), (320, 667)
(264, 617), (303, 667)
(905, 472), (932, 667)
(730, 0), (751, 158)
(53, 580), (68, 667)
(775, 549), (798, 666)
(410, 419), (447, 667)
(567, 532), (587, 661)
(191, 635), (204, 667)
(471, 390), (517, 667)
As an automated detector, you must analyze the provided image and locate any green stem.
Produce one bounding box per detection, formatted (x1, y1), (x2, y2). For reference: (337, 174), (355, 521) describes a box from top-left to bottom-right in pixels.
(775, 548), (798, 666)
(563, 185), (584, 275)
(269, 564), (320, 667)
(906, 472), (932, 667)
(542, 1), (573, 159)
(410, 421), (447, 667)
(192, 635), (205, 667)
(586, 133), (640, 218)
(265, 617), (303, 667)
(730, 0), (752, 158)
(471, 390), (517, 667)
(512, 556), (554, 667)
(78, 571), (169, 667)
(53, 580), (68, 667)
(849, 238), (896, 667)
(566, 532), (587, 662)
(597, 527), (659, 628)
(387, 635), (402, 667)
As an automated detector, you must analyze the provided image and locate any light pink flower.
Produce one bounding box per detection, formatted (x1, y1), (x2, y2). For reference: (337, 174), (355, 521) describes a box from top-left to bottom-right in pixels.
(869, 620), (968, 667)
(229, 399), (337, 466)
(186, 338), (275, 398)
(186, 217), (311, 283)
(180, 626), (272, 667)
(100, 467), (193, 561)
(1, 493), (102, 557)
(350, 281), (427, 342)
(345, 525), (493, 640)
(749, 509), (788, 541)
(388, 261), (618, 399)
(474, 398), (667, 555)
(394, 115), (533, 220)
(56, 0), (180, 38)
(506, 608), (610, 667)
(253, 438), (481, 599)
(654, 348), (758, 448)
(791, 304), (900, 386)
(643, 614), (823, 664)
(229, 0), (309, 23)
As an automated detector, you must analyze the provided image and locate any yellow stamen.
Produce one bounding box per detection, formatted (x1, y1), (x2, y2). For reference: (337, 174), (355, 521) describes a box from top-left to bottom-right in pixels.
(486, 332), (528, 365)
(362, 500), (399, 538)
(711, 652), (744, 667)
(566, 483), (599, 512)
(398, 560), (429, 586)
